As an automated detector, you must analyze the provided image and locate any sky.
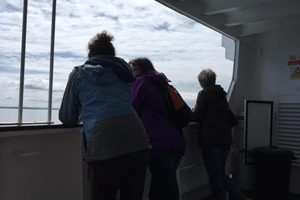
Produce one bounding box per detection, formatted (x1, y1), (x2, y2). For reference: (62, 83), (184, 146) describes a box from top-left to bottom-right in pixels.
(0, 0), (234, 122)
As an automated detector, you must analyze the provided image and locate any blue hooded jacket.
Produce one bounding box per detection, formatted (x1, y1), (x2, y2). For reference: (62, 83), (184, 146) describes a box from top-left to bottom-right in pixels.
(59, 55), (151, 160)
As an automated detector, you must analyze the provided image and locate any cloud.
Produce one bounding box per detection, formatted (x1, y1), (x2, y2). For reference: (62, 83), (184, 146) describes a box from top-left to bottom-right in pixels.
(0, 1), (22, 12)
(5, 96), (13, 100)
(153, 22), (171, 31)
(0, 65), (18, 73)
(24, 78), (49, 90)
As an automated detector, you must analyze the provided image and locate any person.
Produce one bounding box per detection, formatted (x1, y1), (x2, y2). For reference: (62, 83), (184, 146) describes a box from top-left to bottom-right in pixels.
(129, 57), (186, 200)
(193, 68), (246, 200)
(59, 31), (151, 200)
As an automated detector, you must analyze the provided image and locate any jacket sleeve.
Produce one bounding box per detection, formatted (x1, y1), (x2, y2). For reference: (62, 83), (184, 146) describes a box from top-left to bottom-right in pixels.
(114, 59), (135, 83)
(59, 69), (80, 125)
(130, 79), (142, 114)
(193, 91), (206, 121)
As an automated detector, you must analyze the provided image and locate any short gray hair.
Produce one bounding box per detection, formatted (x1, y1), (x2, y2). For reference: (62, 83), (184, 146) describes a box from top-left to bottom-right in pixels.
(197, 68), (216, 88)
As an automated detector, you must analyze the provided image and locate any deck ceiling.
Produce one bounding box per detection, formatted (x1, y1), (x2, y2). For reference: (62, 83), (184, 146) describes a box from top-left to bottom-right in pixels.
(156, 0), (300, 39)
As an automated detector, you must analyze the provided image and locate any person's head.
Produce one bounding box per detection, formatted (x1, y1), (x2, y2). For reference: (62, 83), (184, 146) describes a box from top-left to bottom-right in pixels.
(128, 57), (157, 77)
(197, 68), (216, 88)
(88, 31), (115, 58)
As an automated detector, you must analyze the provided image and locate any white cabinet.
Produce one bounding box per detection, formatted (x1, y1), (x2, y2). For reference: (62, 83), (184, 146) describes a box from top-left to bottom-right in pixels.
(0, 127), (82, 200)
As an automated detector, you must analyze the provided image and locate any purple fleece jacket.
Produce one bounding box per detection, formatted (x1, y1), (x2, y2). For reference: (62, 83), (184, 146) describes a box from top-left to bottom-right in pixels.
(130, 73), (186, 154)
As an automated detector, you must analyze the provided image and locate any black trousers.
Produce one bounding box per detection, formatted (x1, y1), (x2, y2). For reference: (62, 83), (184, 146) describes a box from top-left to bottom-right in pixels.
(148, 152), (182, 200)
(88, 150), (150, 200)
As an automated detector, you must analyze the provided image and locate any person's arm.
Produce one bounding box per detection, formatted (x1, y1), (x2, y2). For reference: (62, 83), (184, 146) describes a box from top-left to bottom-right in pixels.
(130, 79), (143, 114)
(193, 91), (206, 121)
(59, 68), (80, 125)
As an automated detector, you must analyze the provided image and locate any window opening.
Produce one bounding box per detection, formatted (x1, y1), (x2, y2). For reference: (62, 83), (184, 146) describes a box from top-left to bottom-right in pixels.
(0, 0), (235, 124)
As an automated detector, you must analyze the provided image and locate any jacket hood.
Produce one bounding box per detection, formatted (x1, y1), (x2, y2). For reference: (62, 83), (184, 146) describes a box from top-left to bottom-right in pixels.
(78, 55), (134, 84)
(204, 85), (227, 98)
(139, 73), (170, 84)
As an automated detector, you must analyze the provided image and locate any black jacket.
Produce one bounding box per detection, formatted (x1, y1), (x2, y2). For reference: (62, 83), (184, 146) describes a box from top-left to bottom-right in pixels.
(193, 85), (232, 148)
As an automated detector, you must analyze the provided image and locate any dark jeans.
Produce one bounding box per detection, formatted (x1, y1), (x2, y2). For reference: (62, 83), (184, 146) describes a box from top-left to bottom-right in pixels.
(201, 148), (243, 200)
(88, 150), (150, 200)
(148, 152), (182, 200)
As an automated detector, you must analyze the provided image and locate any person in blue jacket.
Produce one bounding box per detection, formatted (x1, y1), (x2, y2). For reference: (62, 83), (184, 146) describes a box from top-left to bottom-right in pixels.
(59, 31), (151, 200)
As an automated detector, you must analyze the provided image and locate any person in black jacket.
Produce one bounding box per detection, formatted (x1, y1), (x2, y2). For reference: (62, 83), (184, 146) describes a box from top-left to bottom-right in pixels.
(193, 68), (245, 200)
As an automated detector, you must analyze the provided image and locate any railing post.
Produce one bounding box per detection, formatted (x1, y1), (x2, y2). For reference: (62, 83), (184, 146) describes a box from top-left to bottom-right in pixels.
(18, 0), (28, 123)
(48, 0), (57, 123)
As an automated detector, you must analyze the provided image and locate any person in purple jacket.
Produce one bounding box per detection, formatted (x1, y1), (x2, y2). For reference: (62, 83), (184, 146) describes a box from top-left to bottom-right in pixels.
(129, 57), (186, 200)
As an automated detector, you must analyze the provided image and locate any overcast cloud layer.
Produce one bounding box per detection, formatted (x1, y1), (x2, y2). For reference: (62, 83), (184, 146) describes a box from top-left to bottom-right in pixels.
(0, 0), (234, 121)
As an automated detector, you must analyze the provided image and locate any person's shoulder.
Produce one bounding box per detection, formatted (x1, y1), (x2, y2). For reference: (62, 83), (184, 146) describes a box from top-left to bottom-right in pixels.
(113, 56), (125, 61)
(112, 56), (128, 65)
(196, 90), (208, 102)
(135, 75), (150, 82)
(197, 89), (205, 96)
(132, 76), (155, 89)
(131, 76), (146, 87)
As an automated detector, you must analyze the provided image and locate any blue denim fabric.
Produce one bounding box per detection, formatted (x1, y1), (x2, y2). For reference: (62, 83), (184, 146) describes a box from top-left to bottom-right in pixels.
(148, 152), (182, 200)
(201, 148), (243, 200)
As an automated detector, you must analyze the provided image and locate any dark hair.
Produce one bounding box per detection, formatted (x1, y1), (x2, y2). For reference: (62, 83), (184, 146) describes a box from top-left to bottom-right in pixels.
(88, 31), (115, 58)
(129, 57), (157, 75)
